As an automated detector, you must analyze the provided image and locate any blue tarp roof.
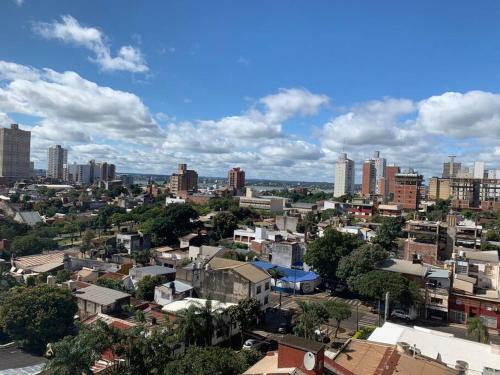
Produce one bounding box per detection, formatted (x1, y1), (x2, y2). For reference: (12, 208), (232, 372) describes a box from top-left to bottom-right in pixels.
(251, 260), (320, 282)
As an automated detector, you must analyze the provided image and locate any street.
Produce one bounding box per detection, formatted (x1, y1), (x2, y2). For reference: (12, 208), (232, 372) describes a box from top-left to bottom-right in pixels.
(268, 291), (500, 344)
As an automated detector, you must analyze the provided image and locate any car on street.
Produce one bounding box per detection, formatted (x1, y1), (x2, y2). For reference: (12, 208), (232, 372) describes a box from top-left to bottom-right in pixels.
(242, 339), (269, 352)
(391, 309), (414, 321)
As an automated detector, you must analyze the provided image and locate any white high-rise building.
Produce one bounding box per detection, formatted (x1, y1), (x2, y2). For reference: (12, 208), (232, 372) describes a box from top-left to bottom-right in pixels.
(47, 145), (68, 179)
(473, 161), (485, 179)
(488, 169), (500, 179)
(334, 153), (355, 198)
(372, 150), (386, 194)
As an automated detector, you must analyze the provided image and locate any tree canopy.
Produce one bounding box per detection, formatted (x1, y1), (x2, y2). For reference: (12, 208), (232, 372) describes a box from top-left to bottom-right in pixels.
(213, 212), (238, 239)
(304, 228), (361, 282)
(135, 275), (165, 301)
(0, 285), (77, 353)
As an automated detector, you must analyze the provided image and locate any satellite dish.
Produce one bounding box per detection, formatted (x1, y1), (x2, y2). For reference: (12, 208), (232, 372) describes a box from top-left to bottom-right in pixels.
(303, 351), (316, 371)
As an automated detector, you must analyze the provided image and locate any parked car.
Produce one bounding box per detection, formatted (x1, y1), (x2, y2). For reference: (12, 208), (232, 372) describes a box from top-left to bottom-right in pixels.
(277, 322), (291, 334)
(391, 309), (414, 321)
(242, 339), (269, 352)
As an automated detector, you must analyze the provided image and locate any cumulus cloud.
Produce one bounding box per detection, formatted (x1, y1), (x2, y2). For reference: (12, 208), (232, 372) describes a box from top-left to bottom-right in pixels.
(0, 60), (160, 150)
(33, 15), (148, 73)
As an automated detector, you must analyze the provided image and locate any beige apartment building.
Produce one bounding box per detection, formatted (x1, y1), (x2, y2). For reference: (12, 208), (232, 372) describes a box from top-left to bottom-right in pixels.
(0, 124), (31, 183)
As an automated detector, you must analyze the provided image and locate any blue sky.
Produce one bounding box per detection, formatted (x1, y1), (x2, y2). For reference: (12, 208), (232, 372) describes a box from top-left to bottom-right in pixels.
(1, 1), (500, 181)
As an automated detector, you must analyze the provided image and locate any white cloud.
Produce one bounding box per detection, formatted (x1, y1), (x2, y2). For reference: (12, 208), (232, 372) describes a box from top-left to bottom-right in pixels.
(0, 61), (160, 149)
(33, 15), (148, 73)
(13, 0), (24, 6)
(417, 91), (500, 138)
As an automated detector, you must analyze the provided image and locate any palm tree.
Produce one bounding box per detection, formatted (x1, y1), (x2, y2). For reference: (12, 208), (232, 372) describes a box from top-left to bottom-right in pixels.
(466, 317), (489, 343)
(268, 268), (285, 308)
(193, 298), (225, 346)
(176, 305), (204, 346)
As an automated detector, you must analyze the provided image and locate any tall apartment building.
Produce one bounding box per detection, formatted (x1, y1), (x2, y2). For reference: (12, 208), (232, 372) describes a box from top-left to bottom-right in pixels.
(372, 151), (386, 194)
(47, 145), (67, 179)
(428, 177), (451, 200)
(98, 162), (116, 182)
(383, 165), (400, 200)
(228, 167), (245, 191)
(442, 156), (461, 178)
(473, 161), (485, 179)
(361, 159), (376, 197)
(0, 124), (31, 183)
(334, 153), (355, 198)
(392, 171), (423, 210)
(170, 164), (198, 195)
(64, 160), (115, 185)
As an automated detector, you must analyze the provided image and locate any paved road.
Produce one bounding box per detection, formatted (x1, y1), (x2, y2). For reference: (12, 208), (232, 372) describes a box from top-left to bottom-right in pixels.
(268, 291), (500, 344)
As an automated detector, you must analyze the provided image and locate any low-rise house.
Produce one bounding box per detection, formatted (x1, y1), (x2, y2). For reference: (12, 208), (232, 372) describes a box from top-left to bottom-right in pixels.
(243, 335), (325, 375)
(129, 265), (176, 287)
(154, 280), (194, 306)
(252, 260), (321, 294)
(154, 246), (189, 268)
(162, 297), (239, 345)
(369, 322), (500, 375)
(73, 284), (131, 319)
(377, 204), (403, 217)
(376, 258), (451, 320)
(288, 202), (318, 217)
(188, 245), (225, 262)
(449, 250), (500, 329)
(327, 338), (457, 375)
(179, 233), (205, 249)
(201, 257), (271, 309)
(116, 232), (150, 254)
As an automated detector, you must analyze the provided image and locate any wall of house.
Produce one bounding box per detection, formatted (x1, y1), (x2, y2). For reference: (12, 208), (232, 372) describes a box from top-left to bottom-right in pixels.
(277, 344), (325, 375)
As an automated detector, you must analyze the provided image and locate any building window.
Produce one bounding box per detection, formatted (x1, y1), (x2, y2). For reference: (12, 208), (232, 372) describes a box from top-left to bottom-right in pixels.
(265, 282), (270, 290)
(256, 286), (261, 294)
(450, 309), (466, 324)
(264, 296), (269, 305)
(430, 297), (443, 305)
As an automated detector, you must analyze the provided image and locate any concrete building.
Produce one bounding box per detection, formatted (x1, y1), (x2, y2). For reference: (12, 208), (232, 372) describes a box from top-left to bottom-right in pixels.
(428, 177), (451, 200)
(154, 280), (194, 306)
(72, 284), (131, 319)
(244, 335), (325, 375)
(47, 145), (67, 179)
(116, 232), (150, 254)
(473, 161), (485, 179)
(239, 188), (287, 213)
(0, 124), (31, 183)
(334, 153), (355, 198)
(361, 159), (376, 197)
(372, 150), (386, 195)
(384, 165), (400, 200)
(169, 163), (198, 194)
(403, 220), (451, 265)
(228, 167), (245, 192)
(392, 171), (423, 210)
(201, 257), (271, 309)
(269, 241), (304, 269)
(450, 250), (500, 329)
(442, 156), (461, 179)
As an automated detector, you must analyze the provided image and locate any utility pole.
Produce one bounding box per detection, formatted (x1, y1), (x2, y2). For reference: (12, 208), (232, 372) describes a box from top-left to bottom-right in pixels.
(384, 292), (390, 323)
(356, 304), (359, 332)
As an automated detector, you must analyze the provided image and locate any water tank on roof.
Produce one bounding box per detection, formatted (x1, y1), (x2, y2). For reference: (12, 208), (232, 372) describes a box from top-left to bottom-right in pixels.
(47, 275), (56, 286)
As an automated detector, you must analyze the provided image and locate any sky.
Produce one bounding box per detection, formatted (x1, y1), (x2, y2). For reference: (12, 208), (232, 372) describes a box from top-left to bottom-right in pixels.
(1, 1), (500, 182)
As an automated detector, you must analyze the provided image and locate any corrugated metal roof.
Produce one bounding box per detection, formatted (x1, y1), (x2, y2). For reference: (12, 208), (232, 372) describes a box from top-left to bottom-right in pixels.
(74, 284), (130, 306)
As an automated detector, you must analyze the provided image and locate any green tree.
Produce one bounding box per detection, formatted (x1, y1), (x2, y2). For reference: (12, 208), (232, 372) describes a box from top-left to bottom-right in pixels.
(293, 301), (329, 340)
(10, 234), (58, 256)
(140, 204), (197, 246)
(44, 322), (112, 375)
(55, 269), (72, 283)
(354, 270), (421, 307)
(337, 243), (388, 289)
(135, 275), (165, 301)
(213, 212), (238, 239)
(466, 317), (489, 343)
(0, 285), (77, 353)
(372, 217), (401, 250)
(131, 248), (151, 266)
(164, 346), (258, 375)
(324, 300), (351, 339)
(176, 305), (204, 346)
(227, 297), (261, 334)
(304, 228), (361, 283)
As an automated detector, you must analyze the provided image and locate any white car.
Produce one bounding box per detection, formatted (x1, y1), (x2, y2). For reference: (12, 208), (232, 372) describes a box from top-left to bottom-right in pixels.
(391, 309), (414, 320)
(242, 339), (268, 351)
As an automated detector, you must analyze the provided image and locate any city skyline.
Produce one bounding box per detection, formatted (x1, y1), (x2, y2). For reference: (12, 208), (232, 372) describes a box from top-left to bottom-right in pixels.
(2, 1), (500, 181)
